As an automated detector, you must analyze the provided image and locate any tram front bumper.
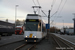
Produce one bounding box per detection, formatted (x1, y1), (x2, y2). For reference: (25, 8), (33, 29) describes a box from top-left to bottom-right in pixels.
(25, 38), (41, 42)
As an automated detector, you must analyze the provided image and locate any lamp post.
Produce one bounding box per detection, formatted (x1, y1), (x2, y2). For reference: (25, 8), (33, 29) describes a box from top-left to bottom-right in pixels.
(15, 5), (19, 27)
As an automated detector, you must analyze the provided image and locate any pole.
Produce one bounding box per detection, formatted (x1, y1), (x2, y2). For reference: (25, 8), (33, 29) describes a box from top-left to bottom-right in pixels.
(15, 5), (16, 27)
(47, 10), (50, 39)
(73, 13), (75, 35)
(15, 5), (18, 27)
(48, 10), (50, 33)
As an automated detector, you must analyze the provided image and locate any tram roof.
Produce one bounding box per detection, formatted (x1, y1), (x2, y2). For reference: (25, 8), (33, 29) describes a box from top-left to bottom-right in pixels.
(27, 14), (41, 16)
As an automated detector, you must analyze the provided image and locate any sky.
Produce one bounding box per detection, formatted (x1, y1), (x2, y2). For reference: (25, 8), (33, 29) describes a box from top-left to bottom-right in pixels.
(0, 0), (75, 28)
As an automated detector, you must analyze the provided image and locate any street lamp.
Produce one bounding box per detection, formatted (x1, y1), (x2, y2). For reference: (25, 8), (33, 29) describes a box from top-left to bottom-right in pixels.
(15, 5), (19, 27)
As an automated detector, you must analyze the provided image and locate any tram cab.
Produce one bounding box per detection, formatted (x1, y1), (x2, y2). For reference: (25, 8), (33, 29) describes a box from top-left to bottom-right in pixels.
(24, 14), (47, 42)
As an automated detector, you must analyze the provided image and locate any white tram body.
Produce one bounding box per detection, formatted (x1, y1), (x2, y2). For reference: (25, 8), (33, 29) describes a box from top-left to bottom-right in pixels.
(24, 14), (47, 42)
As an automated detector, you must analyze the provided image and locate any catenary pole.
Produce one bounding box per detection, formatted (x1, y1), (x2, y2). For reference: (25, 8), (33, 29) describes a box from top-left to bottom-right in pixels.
(48, 10), (50, 34)
(47, 10), (50, 39)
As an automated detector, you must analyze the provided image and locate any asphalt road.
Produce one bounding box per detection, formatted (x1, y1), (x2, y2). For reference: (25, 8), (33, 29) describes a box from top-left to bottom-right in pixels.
(35, 35), (56, 50)
(35, 40), (55, 50)
(0, 34), (57, 50)
(0, 34), (24, 46)
(0, 40), (25, 50)
(1, 33), (71, 50)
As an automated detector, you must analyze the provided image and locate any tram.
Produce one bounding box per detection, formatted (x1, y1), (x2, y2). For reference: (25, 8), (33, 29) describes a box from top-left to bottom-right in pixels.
(24, 14), (47, 42)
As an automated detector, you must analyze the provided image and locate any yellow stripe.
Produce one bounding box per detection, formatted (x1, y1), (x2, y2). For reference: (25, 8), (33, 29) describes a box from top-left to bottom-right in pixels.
(29, 34), (33, 38)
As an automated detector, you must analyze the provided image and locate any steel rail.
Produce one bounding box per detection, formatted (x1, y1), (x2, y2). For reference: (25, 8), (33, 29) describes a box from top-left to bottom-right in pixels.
(14, 43), (38, 50)
(58, 37), (71, 47)
(0, 40), (24, 47)
(27, 43), (38, 50)
(57, 37), (74, 50)
(52, 36), (63, 50)
(14, 43), (28, 50)
(51, 34), (74, 50)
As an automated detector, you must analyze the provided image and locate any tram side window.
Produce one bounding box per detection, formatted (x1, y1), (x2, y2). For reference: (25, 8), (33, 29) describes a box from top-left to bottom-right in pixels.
(42, 25), (44, 32)
(42, 25), (46, 32)
(38, 23), (41, 31)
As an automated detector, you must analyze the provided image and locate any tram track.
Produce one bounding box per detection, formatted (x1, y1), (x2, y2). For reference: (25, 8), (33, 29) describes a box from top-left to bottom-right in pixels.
(14, 43), (28, 50)
(28, 43), (38, 50)
(0, 40), (25, 50)
(14, 43), (38, 50)
(0, 40), (24, 47)
(51, 34), (74, 50)
(1, 33), (75, 50)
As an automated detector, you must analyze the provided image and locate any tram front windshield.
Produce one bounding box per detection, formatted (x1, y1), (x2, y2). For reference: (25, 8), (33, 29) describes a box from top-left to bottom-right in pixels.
(25, 22), (38, 31)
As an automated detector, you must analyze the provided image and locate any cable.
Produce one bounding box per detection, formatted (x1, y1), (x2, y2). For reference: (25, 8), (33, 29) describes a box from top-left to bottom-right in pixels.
(32, 0), (47, 17)
(36, 0), (41, 14)
(37, 0), (47, 17)
(51, 0), (56, 11)
(57, 0), (63, 13)
(58, 0), (67, 15)
(32, 0), (47, 18)
(55, 0), (67, 19)
(37, 0), (40, 6)
(51, 11), (57, 17)
(41, 10), (48, 17)
(51, 0), (55, 10)
(50, 0), (63, 25)
(51, 0), (63, 17)
(32, 0), (36, 6)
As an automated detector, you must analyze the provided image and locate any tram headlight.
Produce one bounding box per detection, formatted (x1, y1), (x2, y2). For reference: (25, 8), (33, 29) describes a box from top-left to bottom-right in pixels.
(33, 36), (36, 38)
(25, 36), (28, 38)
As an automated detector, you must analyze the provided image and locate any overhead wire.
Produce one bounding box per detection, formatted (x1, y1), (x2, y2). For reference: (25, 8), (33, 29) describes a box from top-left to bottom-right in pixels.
(58, 0), (67, 15)
(56, 0), (63, 12)
(32, 0), (36, 6)
(51, 0), (56, 11)
(41, 10), (48, 17)
(55, 0), (67, 19)
(51, 11), (57, 17)
(51, 0), (64, 25)
(54, 0), (67, 23)
(37, 0), (40, 6)
(32, 0), (37, 14)
(36, 0), (48, 17)
(51, 0), (63, 18)
(36, 0), (48, 22)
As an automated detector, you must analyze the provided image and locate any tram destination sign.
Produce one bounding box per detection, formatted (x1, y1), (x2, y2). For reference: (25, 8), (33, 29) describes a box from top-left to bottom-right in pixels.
(26, 19), (39, 22)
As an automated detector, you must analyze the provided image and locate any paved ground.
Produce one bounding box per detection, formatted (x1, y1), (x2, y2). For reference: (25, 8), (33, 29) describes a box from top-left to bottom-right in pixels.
(0, 40), (25, 50)
(35, 35), (56, 50)
(0, 34), (57, 50)
(0, 34), (24, 46)
(1, 33), (74, 50)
